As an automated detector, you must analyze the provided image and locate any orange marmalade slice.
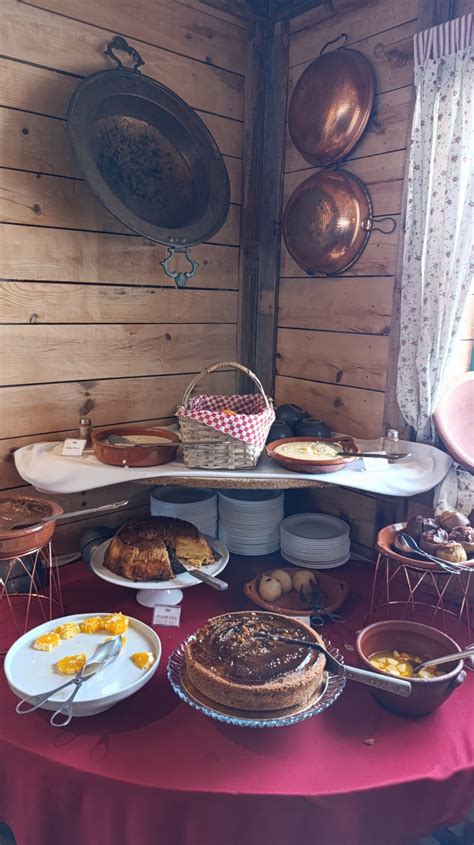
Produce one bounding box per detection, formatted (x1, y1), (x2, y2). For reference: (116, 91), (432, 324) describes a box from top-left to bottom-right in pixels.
(131, 652), (154, 671)
(56, 653), (87, 675)
(55, 622), (80, 640)
(79, 616), (105, 634)
(33, 632), (61, 652)
(103, 612), (129, 635)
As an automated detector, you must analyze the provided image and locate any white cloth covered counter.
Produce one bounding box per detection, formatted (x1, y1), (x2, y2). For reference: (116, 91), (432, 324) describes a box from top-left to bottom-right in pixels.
(14, 439), (452, 497)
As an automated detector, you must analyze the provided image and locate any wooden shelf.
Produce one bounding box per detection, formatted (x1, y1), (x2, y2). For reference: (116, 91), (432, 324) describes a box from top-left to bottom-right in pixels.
(137, 472), (330, 490)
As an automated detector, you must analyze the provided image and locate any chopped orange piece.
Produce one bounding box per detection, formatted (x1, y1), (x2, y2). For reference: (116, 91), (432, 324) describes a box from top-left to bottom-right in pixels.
(33, 632), (61, 652)
(55, 622), (80, 640)
(103, 612), (129, 635)
(79, 616), (105, 634)
(131, 652), (154, 671)
(56, 653), (87, 675)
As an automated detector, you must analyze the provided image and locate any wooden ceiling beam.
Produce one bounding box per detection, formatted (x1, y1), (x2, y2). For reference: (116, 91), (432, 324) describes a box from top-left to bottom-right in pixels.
(199, 0), (327, 22)
(198, 0), (267, 22)
(270, 0), (327, 21)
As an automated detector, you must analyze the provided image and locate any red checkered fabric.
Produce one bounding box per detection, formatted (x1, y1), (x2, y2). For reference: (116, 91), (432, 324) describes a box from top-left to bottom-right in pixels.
(177, 394), (275, 448)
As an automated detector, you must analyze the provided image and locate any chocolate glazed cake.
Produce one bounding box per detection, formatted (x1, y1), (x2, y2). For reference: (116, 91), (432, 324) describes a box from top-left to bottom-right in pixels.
(184, 611), (326, 711)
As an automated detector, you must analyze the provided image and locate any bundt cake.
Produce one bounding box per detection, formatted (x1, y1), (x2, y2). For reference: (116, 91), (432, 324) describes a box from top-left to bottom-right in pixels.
(184, 610), (326, 711)
(104, 516), (217, 581)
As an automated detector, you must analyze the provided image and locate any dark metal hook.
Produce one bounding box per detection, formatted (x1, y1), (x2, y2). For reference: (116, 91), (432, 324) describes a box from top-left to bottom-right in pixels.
(320, 33), (348, 56)
(105, 35), (145, 73)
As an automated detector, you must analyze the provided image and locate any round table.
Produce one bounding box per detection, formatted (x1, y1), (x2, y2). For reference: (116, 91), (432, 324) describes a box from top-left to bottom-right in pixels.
(0, 558), (473, 845)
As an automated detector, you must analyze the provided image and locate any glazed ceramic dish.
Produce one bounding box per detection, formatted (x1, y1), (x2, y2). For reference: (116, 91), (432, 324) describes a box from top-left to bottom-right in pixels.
(243, 567), (349, 616)
(377, 523), (474, 573)
(356, 620), (465, 716)
(93, 426), (180, 467)
(0, 496), (63, 559)
(4, 613), (161, 717)
(266, 436), (360, 474)
(168, 637), (345, 728)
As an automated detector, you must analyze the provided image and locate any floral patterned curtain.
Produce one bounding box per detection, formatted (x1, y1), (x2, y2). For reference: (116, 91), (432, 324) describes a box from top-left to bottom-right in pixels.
(396, 19), (473, 444)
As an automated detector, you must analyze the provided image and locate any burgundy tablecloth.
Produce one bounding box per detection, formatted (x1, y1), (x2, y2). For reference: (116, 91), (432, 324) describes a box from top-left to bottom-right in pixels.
(0, 558), (473, 845)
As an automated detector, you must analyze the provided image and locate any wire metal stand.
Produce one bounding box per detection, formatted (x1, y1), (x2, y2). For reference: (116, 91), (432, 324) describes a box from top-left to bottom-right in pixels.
(0, 541), (63, 654)
(366, 552), (473, 643)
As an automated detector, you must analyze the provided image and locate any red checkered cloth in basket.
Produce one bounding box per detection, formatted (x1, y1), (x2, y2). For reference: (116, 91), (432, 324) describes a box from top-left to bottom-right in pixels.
(177, 393), (275, 449)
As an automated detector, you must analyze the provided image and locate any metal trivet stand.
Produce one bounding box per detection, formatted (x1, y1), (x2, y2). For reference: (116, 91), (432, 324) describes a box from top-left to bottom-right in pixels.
(366, 545), (473, 642)
(0, 541), (63, 654)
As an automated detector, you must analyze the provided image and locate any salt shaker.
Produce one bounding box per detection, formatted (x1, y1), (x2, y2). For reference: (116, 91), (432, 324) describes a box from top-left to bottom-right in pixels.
(383, 428), (399, 458)
(78, 417), (93, 450)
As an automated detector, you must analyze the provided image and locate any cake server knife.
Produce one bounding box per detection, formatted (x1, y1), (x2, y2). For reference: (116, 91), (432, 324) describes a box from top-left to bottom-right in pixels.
(176, 560), (228, 591)
(256, 633), (411, 697)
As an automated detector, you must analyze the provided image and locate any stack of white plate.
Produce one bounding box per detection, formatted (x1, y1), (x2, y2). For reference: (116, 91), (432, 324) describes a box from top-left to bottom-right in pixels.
(218, 490), (284, 555)
(150, 486), (217, 536)
(280, 513), (350, 569)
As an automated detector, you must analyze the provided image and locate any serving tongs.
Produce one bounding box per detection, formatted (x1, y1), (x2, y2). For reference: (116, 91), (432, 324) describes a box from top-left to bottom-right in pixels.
(396, 532), (468, 575)
(16, 636), (123, 726)
(255, 633), (411, 697)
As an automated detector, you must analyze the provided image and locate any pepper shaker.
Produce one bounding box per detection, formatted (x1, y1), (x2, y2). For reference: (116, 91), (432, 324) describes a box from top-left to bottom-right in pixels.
(383, 428), (399, 459)
(78, 417), (93, 450)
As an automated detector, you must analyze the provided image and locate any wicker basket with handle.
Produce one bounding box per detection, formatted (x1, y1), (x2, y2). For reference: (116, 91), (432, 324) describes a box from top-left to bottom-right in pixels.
(176, 361), (275, 469)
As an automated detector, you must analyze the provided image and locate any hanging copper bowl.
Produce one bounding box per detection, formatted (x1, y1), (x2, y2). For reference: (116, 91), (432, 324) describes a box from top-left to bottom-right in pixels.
(67, 36), (230, 286)
(282, 169), (396, 276)
(288, 34), (376, 167)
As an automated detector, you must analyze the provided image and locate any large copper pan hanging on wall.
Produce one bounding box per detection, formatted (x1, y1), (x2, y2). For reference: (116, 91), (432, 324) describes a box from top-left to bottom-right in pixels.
(288, 34), (376, 167)
(67, 36), (230, 287)
(282, 170), (396, 276)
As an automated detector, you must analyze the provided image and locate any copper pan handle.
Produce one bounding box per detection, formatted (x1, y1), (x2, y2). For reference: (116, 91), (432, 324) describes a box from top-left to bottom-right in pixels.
(362, 216), (397, 235)
(105, 36), (145, 73)
(320, 33), (348, 56)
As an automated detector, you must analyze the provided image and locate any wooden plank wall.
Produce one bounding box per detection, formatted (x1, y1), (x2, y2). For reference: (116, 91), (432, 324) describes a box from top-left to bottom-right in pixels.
(276, 0), (417, 556)
(0, 0), (247, 550)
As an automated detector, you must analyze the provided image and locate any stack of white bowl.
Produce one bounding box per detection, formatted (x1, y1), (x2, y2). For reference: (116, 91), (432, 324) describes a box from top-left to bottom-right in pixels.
(280, 513), (350, 569)
(150, 487), (217, 536)
(217, 490), (284, 555)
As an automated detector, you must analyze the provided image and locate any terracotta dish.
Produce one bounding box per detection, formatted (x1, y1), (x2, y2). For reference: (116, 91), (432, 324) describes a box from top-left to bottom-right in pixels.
(357, 620), (465, 715)
(376, 523), (474, 573)
(266, 436), (359, 474)
(93, 427), (180, 467)
(244, 567), (349, 616)
(0, 496), (63, 559)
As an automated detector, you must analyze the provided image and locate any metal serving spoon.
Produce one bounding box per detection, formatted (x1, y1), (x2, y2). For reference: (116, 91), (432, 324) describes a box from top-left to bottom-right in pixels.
(397, 532), (464, 574)
(412, 647), (474, 675)
(16, 636), (123, 726)
(11, 500), (129, 531)
(256, 633), (411, 697)
(349, 451), (411, 461)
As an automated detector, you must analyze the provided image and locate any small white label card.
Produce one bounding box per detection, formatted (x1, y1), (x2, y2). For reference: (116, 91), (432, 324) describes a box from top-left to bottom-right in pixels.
(152, 605), (182, 627)
(62, 438), (87, 457)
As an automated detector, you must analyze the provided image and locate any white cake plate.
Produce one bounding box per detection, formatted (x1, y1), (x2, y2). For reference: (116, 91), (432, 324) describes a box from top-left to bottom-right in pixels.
(90, 536), (229, 606)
